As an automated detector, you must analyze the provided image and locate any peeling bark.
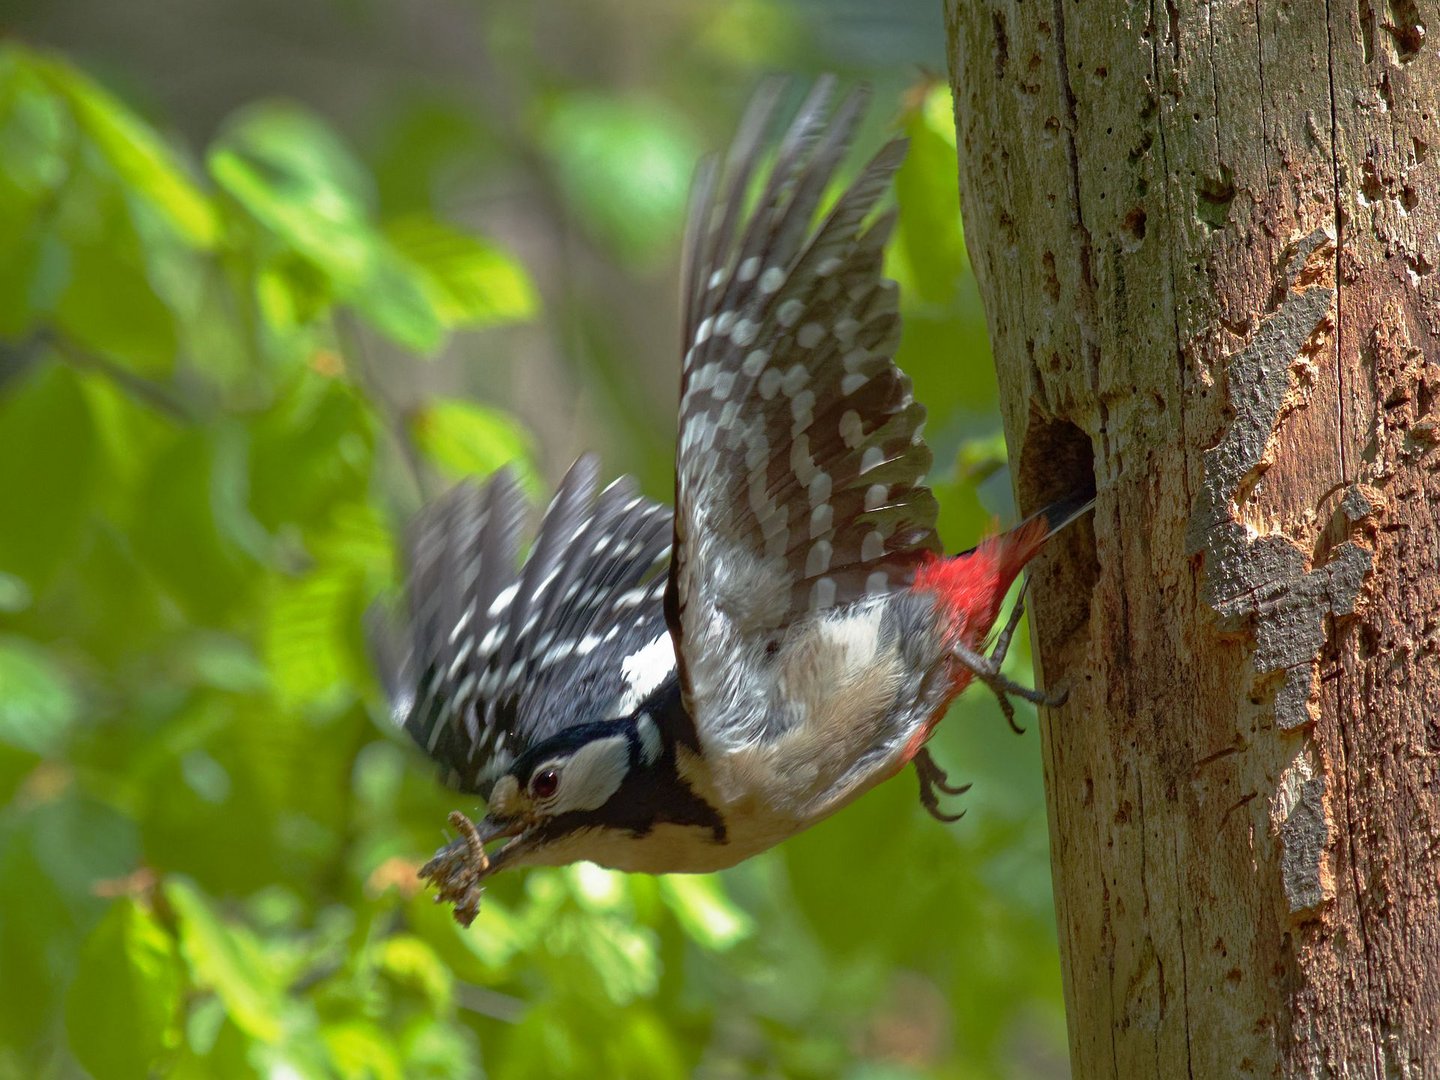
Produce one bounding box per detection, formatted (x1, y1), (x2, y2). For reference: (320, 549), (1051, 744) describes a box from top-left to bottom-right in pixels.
(946, 1), (1440, 1076)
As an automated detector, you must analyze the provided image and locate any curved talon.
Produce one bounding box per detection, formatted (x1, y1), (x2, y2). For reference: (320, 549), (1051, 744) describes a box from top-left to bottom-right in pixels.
(913, 747), (971, 822)
(951, 575), (1071, 735)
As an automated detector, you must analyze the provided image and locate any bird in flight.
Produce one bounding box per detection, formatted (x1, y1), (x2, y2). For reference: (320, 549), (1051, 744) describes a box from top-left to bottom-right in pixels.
(370, 78), (1094, 926)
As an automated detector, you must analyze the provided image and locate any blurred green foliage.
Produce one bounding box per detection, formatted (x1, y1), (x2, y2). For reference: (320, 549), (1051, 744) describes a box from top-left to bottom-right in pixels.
(0, 33), (1066, 1080)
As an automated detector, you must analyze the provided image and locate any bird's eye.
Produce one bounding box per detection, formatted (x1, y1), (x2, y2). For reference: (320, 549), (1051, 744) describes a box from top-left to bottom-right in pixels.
(529, 767), (560, 800)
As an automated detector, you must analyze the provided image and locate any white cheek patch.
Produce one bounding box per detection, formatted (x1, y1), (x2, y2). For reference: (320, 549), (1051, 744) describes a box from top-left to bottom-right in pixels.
(635, 713), (662, 766)
(551, 735), (630, 814)
(614, 631), (677, 715)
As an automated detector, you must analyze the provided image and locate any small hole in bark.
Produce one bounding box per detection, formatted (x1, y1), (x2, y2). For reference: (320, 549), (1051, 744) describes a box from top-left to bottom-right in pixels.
(1359, 160), (1384, 203)
(1358, 622), (1382, 658)
(1197, 166), (1236, 230)
(1014, 417), (1098, 513)
(1123, 206), (1148, 242)
(1383, 0), (1425, 60)
(1042, 251), (1061, 303)
(993, 11), (1009, 79)
(1015, 415), (1098, 655)
(1359, 0), (1377, 63)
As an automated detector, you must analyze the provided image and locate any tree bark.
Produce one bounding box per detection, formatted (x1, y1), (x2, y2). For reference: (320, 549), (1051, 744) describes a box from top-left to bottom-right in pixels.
(946, 2), (1440, 1076)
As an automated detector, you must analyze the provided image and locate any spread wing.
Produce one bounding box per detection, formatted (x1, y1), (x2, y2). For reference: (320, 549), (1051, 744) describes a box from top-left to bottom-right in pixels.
(372, 456), (674, 796)
(665, 78), (941, 720)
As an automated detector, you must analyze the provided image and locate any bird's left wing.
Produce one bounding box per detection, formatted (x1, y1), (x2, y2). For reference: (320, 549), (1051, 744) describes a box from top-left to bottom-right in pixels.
(372, 456), (674, 796)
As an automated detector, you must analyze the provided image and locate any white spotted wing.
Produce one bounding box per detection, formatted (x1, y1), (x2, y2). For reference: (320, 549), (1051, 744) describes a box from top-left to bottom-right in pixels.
(666, 79), (941, 725)
(371, 456), (674, 796)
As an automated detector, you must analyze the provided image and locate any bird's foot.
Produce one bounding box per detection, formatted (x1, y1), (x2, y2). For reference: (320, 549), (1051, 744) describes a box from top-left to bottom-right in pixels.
(952, 578), (1069, 735)
(913, 746), (972, 822)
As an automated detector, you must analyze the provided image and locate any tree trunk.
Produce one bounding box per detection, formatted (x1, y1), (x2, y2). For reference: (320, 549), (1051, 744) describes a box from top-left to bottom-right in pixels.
(945, 2), (1440, 1076)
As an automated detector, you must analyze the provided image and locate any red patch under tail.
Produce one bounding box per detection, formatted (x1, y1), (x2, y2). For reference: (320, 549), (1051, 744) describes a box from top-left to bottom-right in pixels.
(910, 515), (1050, 651)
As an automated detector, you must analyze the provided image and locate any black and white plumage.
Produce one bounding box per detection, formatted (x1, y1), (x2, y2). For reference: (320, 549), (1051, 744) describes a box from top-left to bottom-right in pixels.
(668, 77), (941, 749)
(373, 455), (677, 797)
(373, 79), (1094, 926)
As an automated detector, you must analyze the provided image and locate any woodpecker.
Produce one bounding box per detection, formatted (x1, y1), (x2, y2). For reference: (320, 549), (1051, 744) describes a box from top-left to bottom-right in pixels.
(370, 78), (1095, 926)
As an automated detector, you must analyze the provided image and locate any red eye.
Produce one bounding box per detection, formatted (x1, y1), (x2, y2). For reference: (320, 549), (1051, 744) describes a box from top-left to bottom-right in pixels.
(529, 768), (560, 800)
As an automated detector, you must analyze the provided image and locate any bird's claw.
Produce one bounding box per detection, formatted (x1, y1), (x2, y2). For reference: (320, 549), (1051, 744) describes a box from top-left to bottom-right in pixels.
(418, 811), (489, 928)
(952, 577), (1069, 734)
(913, 747), (971, 822)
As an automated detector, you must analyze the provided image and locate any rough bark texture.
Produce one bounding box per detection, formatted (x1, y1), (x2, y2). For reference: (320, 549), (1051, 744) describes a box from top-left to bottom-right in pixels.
(946, 2), (1440, 1076)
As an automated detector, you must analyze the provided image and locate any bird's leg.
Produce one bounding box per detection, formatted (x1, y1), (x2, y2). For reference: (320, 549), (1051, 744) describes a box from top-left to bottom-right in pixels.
(952, 578), (1069, 735)
(913, 746), (971, 822)
(418, 811), (490, 928)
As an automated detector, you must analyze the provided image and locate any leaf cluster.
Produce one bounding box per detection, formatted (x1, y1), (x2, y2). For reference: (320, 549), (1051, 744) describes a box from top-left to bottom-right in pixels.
(0, 44), (1064, 1080)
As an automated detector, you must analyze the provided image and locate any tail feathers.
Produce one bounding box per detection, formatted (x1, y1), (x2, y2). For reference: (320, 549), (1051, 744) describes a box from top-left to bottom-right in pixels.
(1027, 490), (1097, 543)
(986, 488), (1096, 591)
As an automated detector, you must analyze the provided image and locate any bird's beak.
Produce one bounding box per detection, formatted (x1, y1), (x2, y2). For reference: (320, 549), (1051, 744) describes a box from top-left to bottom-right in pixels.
(472, 812), (530, 869)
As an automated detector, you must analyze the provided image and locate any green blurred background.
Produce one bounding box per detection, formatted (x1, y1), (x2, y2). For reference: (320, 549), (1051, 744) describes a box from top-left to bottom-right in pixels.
(0, 2), (1067, 1076)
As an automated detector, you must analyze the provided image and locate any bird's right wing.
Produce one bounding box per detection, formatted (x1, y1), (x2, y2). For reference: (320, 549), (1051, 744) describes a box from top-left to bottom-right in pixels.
(664, 79), (941, 739)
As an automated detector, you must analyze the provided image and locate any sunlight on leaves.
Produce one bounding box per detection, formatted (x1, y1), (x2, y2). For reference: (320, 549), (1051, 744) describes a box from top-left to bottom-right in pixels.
(65, 898), (185, 1080)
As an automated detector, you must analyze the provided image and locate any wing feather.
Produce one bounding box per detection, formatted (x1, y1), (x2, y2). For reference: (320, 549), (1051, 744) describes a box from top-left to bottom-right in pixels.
(667, 81), (940, 721)
(372, 458), (673, 795)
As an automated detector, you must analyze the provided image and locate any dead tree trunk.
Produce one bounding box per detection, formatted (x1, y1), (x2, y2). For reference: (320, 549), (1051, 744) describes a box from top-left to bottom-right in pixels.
(946, 2), (1440, 1076)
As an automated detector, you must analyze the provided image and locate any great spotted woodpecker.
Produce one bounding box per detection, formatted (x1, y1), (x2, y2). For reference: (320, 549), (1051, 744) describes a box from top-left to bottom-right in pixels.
(370, 78), (1095, 926)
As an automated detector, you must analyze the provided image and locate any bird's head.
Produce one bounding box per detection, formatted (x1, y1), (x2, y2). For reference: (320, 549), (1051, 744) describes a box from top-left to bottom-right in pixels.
(418, 709), (715, 923)
(469, 714), (664, 872)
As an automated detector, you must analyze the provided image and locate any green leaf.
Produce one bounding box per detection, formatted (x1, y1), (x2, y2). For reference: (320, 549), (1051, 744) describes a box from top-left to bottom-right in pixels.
(0, 48), (71, 202)
(208, 103), (373, 269)
(0, 364), (98, 588)
(55, 239), (179, 373)
(894, 84), (966, 305)
(172, 632), (270, 694)
(376, 934), (453, 1012)
(208, 103), (444, 353)
(411, 398), (536, 488)
(0, 572), (31, 614)
(130, 431), (250, 620)
(321, 1021), (404, 1080)
(561, 913), (659, 1006)
(29, 793), (141, 912)
(387, 215), (538, 329)
(166, 877), (286, 1044)
(541, 95), (699, 266)
(65, 898), (184, 1080)
(0, 636), (79, 755)
(262, 504), (388, 712)
(342, 242), (446, 353)
(657, 874), (753, 951)
(25, 50), (218, 247)
(264, 564), (359, 713)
